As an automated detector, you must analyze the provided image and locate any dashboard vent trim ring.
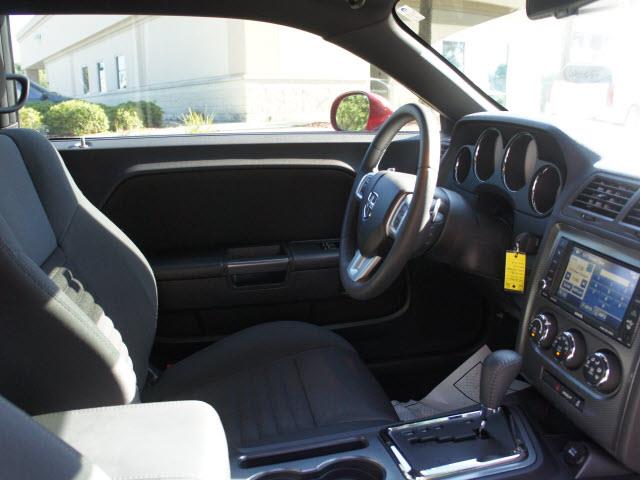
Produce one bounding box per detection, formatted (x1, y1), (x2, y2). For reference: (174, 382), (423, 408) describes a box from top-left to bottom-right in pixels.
(571, 175), (639, 220)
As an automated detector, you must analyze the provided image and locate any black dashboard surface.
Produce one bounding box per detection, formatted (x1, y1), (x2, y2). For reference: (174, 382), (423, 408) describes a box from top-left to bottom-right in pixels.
(437, 112), (640, 291)
(445, 113), (640, 472)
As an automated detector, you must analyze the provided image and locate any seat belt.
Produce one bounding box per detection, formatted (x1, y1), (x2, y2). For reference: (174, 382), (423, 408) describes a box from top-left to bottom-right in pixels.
(0, 49), (7, 120)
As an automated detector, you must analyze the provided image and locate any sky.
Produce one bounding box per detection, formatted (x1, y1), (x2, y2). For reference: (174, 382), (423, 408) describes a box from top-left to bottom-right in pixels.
(8, 14), (34, 64)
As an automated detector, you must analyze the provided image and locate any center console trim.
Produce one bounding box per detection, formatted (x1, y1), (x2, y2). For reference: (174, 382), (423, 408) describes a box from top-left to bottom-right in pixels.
(384, 409), (534, 480)
(519, 222), (640, 465)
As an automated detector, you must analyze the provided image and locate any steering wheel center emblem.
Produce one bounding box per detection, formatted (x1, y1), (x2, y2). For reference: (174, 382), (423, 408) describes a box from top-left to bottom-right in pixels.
(363, 191), (378, 220)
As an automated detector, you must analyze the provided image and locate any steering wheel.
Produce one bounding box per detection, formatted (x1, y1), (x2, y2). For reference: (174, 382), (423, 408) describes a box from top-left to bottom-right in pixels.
(339, 104), (440, 300)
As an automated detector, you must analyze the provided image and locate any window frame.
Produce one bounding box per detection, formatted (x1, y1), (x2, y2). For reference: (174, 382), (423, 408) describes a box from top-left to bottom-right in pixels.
(115, 55), (126, 90)
(96, 60), (106, 93)
(81, 65), (90, 94)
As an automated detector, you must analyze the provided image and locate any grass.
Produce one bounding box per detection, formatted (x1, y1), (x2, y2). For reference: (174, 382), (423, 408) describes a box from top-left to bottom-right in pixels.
(180, 108), (215, 133)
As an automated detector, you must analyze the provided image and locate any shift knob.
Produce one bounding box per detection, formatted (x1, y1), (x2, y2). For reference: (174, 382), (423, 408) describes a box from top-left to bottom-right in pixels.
(480, 350), (522, 411)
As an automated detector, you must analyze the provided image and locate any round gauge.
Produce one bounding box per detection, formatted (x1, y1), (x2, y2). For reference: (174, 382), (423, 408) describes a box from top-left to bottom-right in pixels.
(551, 330), (586, 369)
(454, 147), (472, 184)
(473, 128), (503, 181)
(502, 133), (537, 192)
(530, 166), (562, 215)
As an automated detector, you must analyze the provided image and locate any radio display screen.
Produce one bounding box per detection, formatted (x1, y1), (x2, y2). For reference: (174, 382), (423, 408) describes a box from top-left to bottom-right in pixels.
(556, 246), (640, 332)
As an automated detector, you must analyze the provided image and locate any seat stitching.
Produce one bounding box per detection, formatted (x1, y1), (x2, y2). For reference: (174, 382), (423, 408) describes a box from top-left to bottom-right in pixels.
(252, 367), (265, 442)
(166, 345), (349, 393)
(264, 364), (281, 436)
(236, 372), (246, 446)
(280, 359), (300, 432)
(293, 356), (317, 427)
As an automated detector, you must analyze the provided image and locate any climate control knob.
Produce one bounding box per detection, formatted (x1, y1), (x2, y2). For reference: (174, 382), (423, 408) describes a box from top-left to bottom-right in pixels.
(528, 312), (557, 349)
(552, 330), (586, 369)
(583, 350), (621, 393)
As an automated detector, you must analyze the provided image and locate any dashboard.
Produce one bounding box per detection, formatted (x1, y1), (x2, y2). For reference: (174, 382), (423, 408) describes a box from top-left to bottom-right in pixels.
(438, 112), (640, 473)
(448, 124), (563, 218)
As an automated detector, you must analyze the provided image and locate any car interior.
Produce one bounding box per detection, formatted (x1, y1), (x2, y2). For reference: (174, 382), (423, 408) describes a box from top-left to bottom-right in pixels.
(1, 0), (640, 479)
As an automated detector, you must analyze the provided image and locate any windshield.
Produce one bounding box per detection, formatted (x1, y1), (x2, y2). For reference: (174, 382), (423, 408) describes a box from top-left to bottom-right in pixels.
(396, 0), (640, 139)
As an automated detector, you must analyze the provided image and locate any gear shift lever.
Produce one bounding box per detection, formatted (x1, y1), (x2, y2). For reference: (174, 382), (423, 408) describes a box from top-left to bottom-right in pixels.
(478, 350), (522, 435)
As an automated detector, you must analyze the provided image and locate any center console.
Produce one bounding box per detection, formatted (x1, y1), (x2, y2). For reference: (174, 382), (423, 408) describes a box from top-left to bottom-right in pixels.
(235, 350), (539, 480)
(520, 223), (640, 472)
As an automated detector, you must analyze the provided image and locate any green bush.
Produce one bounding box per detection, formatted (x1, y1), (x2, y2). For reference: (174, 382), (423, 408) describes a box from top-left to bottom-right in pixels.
(20, 107), (43, 130)
(113, 106), (144, 131)
(44, 100), (110, 136)
(335, 94), (370, 131)
(96, 103), (117, 130)
(118, 100), (163, 128)
(28, 100), (55, 117)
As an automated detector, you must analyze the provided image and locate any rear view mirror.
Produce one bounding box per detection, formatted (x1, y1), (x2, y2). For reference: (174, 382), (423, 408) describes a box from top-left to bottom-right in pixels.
(1, 74), (30, 114)
(330, 91), (393, 132)
(526, 0), (597, 19)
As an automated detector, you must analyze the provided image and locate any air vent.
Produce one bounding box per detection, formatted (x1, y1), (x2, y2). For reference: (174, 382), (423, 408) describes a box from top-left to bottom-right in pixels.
(623, 200), (640, 228)
(572, 176), (639, 220)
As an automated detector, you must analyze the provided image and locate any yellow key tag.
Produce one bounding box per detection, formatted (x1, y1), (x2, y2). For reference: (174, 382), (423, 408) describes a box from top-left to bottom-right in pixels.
(504, 250), (526, 293)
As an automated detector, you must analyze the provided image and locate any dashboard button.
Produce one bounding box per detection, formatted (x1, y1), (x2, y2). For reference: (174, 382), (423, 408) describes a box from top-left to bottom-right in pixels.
(528, 312), (557, 349)
(572, 396), (584, 410)
(552, 330), (586, 369)
(583, 350), (621, 393)
(563, 442), (588, 466)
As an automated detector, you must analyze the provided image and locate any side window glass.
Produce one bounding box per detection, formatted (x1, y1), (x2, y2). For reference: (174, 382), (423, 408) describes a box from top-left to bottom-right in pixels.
(81, 66), (90, 94)
(9, 15), (436, 137)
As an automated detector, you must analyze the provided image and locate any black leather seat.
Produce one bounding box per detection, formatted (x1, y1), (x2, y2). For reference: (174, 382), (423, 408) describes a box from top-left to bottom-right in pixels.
(0, 128), (398, 448)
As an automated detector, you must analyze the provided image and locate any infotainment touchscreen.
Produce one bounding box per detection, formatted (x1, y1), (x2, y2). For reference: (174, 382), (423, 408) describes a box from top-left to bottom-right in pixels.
(556, 246), (640, 332)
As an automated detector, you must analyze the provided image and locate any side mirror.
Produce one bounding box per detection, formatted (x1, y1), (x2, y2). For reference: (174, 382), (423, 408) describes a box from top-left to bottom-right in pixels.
(330, 91), (393, 132)
(0, 74), (30, 114)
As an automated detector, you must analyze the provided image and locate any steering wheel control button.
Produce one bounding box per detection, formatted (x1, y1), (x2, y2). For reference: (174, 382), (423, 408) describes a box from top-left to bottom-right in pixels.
(583, 350), (621, 393)
(528, 312), (557, 349)
(552, 330), (586, 369)
(355, 172), (377, 200)
(387, 194), (412, 237)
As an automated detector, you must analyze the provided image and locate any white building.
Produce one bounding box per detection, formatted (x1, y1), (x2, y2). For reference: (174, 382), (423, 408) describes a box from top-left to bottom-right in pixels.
(17, 15), (371, 123)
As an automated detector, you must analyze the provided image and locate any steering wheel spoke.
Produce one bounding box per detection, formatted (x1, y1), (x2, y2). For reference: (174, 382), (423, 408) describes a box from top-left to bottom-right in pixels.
(386, 193), (413, 238)
(347, 250), (382, 282)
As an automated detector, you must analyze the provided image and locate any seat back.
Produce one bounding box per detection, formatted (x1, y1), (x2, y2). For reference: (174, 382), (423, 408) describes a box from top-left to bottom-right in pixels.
(0, 128), (157, 414)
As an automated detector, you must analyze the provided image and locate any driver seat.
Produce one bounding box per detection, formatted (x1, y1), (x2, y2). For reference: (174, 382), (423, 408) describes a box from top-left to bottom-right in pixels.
(0, 128), (398, 449)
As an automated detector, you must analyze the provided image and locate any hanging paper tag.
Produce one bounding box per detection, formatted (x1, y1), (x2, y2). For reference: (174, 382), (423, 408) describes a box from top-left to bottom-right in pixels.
(504, 250), (526, 293)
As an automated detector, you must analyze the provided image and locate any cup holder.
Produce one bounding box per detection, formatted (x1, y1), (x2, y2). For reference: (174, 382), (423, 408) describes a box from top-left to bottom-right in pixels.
(252, 458), (385, 480)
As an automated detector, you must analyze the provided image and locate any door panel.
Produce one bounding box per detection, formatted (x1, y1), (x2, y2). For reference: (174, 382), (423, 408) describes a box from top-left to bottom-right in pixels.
(101, 161), (354, 254)
(56, 133), (414, 349)
(55, 132), (491, 399)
